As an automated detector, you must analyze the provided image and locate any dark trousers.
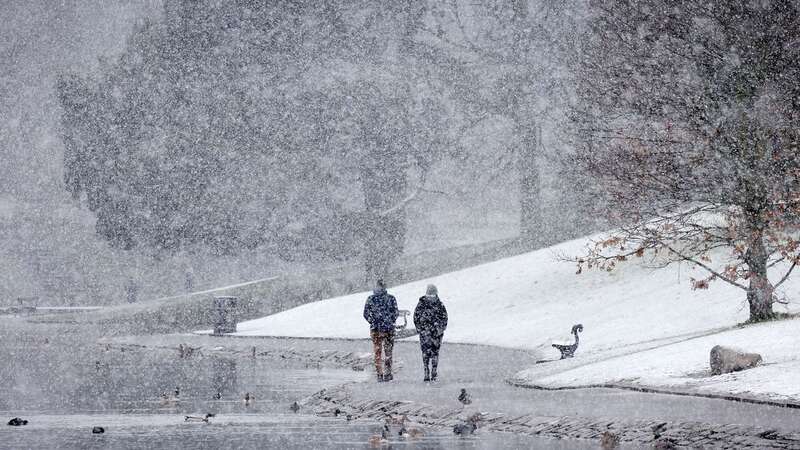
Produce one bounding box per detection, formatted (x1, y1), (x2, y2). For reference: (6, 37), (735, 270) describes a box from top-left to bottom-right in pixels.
(419, 331), (443, 377)
(370, 330), (395, 376)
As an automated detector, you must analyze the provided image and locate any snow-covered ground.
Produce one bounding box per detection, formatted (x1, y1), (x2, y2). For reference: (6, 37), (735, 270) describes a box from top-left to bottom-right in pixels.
(513, 317), (800, 402)
(198, 235), (800, 402)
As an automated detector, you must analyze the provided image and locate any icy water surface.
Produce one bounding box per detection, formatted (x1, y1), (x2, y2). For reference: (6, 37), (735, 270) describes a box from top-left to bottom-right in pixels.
(0, 319), (597, 449)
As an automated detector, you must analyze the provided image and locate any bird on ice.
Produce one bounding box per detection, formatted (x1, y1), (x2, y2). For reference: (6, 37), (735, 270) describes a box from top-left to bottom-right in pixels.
(184, 413), (215, 423)
(457, 388), (472, 405)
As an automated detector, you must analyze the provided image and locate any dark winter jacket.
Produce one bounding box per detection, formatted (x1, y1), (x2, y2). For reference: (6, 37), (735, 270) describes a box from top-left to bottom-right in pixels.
(363, 289), (399, 332)
(413, 295), (448, 336)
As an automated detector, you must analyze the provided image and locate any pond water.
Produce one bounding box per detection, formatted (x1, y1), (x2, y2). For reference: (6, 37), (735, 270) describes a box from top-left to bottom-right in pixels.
(0, 319), (598, 449)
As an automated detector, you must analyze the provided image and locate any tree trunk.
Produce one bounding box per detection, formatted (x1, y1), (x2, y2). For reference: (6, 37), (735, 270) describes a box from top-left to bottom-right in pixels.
(744, 229), (774, 322)
(518, 120), (540, 246)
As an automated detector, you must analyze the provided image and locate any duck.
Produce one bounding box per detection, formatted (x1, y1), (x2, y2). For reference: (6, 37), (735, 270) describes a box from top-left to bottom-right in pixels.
(652, 422), (676, 449)
(7, 417), (28, 426)
(453, 412), (482, 436)
(160, 388), (180, 404)
(399, 425), (424, 439)
(386, 414), (425, 439)
(368, 424), (390, 447)
(385, 414), (405, 425)
(654, 437), (677, 450)
(92, 426), (105, 434)
(452, 421), (477, 436)
(243, 392), (254, 406)
(600, 431), (620, 449)
(458, 388), (472, 405)
(289, 401), (300, 413)
(398, 416), (424, 439)
(184, 413), (215, 423)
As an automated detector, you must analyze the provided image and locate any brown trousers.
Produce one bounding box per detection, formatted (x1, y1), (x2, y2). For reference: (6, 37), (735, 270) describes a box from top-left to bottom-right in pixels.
(370, 330), (395, 376)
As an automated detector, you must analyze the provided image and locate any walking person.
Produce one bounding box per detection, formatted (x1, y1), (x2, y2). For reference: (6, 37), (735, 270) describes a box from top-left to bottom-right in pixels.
(413, 284), (448, 382)
(363, 279), (399, 382)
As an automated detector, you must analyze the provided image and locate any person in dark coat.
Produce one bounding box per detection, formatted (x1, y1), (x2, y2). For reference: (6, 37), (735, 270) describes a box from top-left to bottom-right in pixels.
(363, 279), (399, 382)
(413, 284), (448, 382)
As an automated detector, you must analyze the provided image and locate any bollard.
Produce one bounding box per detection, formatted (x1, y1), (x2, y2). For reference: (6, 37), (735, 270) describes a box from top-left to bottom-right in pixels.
(213, 296), (238, 335)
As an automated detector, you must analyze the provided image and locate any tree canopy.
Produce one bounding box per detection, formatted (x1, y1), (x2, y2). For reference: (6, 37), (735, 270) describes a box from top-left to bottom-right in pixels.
(571, 0), (800, 321)
(58, 0), (457, 279)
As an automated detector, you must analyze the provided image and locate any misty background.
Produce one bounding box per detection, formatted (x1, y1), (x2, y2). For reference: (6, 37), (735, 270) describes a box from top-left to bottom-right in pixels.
(1, 0), (594, 306)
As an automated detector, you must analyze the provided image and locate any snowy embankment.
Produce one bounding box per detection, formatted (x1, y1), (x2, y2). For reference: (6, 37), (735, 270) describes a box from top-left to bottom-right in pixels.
(198, 235), (800, 403)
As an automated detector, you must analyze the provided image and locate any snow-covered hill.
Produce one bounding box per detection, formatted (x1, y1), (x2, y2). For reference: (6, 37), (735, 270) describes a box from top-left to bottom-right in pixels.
(200, 235), (800, 402)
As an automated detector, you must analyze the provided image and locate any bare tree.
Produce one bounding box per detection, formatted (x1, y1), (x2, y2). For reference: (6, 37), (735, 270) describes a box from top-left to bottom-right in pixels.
(571, 0), (800, 322)
(424, 1), (575, 246)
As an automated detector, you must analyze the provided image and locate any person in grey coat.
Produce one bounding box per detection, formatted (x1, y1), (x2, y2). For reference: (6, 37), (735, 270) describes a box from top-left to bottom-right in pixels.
(413, 284), (448, 382)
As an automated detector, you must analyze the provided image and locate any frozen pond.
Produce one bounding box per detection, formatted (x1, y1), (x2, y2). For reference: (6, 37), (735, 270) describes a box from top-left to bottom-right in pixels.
(0, 319), (597, 449)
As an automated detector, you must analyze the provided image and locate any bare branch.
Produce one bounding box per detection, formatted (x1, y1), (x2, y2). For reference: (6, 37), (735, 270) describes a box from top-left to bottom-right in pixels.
(774, 258), (798, 289)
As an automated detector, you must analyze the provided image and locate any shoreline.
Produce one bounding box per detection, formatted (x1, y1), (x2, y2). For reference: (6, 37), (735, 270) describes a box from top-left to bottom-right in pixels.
(190, 331), (800, 410)
(303, 384), (800, 449)
(110, 332), (800, 448)
(508, 379), (800, 411)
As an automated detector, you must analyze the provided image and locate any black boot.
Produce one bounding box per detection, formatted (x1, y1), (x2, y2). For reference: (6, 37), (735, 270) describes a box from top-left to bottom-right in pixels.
(423, 356), (430, 382)
(431, 356), (439, 381)
(384, 360), (393, 382)
(377, 373), (384, 382)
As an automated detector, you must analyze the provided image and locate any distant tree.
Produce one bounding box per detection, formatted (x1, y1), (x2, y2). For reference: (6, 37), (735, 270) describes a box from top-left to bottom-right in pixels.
(426, 1), (576, 246)
(57, 1), (456, 281)
(571, 1), (800, 322)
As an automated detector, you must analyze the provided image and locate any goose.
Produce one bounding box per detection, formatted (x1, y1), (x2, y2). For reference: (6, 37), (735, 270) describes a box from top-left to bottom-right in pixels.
(552, 324), (583, 359)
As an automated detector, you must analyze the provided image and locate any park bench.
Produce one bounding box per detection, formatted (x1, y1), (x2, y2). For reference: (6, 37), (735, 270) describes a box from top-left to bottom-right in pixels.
(394, 309), (418, 339)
